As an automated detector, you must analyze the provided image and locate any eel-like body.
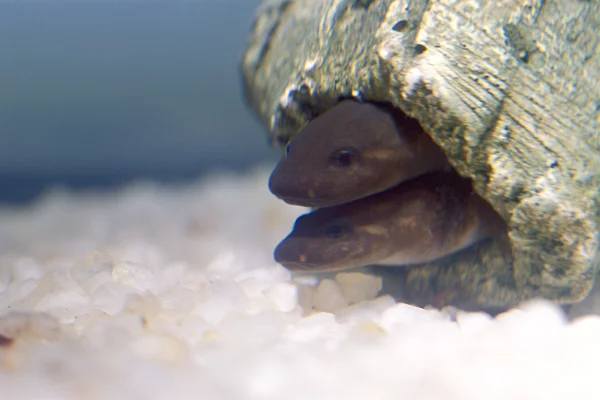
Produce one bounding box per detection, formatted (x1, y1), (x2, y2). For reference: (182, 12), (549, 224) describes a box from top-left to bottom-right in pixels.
(274, 171), (511, 272)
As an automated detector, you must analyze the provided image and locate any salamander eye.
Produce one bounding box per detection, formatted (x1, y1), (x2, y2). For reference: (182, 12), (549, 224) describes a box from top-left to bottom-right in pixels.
(324, 222), (351, 239)
(329, 147), (360, 167)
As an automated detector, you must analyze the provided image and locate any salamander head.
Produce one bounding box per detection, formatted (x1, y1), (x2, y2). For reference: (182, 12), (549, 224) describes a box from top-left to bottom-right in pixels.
(274, 172), (508, 272)
(268, 100), (448, 207)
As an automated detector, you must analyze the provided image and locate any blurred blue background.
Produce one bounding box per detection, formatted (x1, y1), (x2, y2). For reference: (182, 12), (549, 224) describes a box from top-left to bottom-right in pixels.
(0, 0), (278, 204)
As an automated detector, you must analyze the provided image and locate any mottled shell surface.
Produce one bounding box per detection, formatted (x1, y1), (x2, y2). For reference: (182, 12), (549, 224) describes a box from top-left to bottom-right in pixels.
(241, 0), (600, 309)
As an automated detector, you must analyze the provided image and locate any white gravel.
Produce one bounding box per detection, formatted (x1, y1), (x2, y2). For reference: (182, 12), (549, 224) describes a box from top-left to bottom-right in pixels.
(0, 165), (599, 400)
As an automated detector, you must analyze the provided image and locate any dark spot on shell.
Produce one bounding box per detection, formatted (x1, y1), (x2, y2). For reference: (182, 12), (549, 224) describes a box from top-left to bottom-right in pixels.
(503, 23), (537, 64)
(298, 83), (310, 96)
(392, 20), (409, 32)
(351, 0), (373, 9)
(414, 44), (427, 56)
(0, 334), (13, 347)
(297, 102), (320, 121)
(289, 84), (312, 103)
(508, 182), (526, 203)
(549, 160), (558, 168)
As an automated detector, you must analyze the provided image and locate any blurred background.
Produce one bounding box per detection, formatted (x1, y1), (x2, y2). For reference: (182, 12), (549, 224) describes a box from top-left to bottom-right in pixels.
(0, 0), (279, 204)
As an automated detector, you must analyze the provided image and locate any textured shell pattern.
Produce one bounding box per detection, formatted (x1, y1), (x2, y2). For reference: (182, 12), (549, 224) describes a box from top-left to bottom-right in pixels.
(241, 0), (600, 309)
